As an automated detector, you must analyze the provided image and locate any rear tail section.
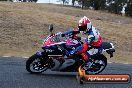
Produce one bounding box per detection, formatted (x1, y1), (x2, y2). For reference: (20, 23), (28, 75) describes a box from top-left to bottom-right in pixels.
(102, 42), (115, 58)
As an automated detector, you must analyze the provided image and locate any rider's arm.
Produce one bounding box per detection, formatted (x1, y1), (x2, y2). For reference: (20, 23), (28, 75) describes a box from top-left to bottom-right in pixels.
(61, 30), (80, 37)
(61, 30), (73, 37)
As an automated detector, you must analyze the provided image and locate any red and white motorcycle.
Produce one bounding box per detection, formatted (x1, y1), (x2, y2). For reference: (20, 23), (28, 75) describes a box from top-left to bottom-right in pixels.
(26, 24), (115, 74)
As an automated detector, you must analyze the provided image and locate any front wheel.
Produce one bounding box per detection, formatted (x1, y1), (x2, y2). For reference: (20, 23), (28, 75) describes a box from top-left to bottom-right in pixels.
(85, 54), (107, 74)
(26, 54), (49, 74)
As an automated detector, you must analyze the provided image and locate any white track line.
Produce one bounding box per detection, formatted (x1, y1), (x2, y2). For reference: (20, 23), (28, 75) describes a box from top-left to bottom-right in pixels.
(22, 57), (29, 59)
(2, 56), (11, 57)
(2, 56), (29, 59)
(123, 63), (129, 64)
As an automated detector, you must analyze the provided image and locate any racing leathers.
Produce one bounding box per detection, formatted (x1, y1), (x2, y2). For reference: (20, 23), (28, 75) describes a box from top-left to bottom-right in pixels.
(62, 26), (102, 62)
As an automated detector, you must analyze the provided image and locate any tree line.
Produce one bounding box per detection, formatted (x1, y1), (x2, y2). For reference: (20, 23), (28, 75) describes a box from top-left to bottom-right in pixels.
(1, 0), (132, 16)
(61, 0), (132, 17)
(0, 0), (38, 2)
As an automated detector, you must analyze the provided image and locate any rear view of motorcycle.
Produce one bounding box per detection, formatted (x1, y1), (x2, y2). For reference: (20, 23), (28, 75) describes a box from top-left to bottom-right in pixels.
(26, 24), (115, 76)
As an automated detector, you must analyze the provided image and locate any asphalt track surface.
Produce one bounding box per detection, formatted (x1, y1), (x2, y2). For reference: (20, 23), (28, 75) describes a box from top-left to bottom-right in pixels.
(0, 56), (132, 88)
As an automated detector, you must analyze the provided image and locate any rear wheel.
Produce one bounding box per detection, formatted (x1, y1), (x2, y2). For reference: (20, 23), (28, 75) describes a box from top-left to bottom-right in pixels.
(85, 55), (107, 74)
(26, 54), (49, 74)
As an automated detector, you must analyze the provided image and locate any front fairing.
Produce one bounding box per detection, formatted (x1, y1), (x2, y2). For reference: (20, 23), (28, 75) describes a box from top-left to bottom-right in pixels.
(43, 35), (54, 47)
(41, 35), (66, 54)
(42, 33), (81, 54)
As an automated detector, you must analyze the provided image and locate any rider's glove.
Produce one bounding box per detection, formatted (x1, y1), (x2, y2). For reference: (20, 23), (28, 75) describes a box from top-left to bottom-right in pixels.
(61, 33), (65, 37)
(66, 51), (75, 57)
(69, 51), (76, 56)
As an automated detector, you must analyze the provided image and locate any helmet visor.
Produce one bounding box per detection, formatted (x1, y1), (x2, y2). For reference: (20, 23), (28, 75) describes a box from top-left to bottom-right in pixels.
(78, 25), (87, 31)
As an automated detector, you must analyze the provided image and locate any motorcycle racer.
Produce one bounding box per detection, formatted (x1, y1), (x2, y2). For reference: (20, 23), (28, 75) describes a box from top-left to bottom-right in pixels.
(61, 16), (103, 70)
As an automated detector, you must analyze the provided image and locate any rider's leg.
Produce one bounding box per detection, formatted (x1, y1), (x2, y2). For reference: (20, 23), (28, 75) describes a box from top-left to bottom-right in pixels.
(81, 52), (92, 70)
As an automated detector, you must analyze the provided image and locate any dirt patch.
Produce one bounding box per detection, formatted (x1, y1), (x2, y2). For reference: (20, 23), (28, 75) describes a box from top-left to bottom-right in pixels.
(0, 2), (132, 64)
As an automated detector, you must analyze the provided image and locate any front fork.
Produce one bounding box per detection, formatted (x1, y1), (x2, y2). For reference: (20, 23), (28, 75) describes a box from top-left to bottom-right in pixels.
(36, 51), (43, 56)
(36, 51), (52, 69)
(35, 51), (48, 65)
